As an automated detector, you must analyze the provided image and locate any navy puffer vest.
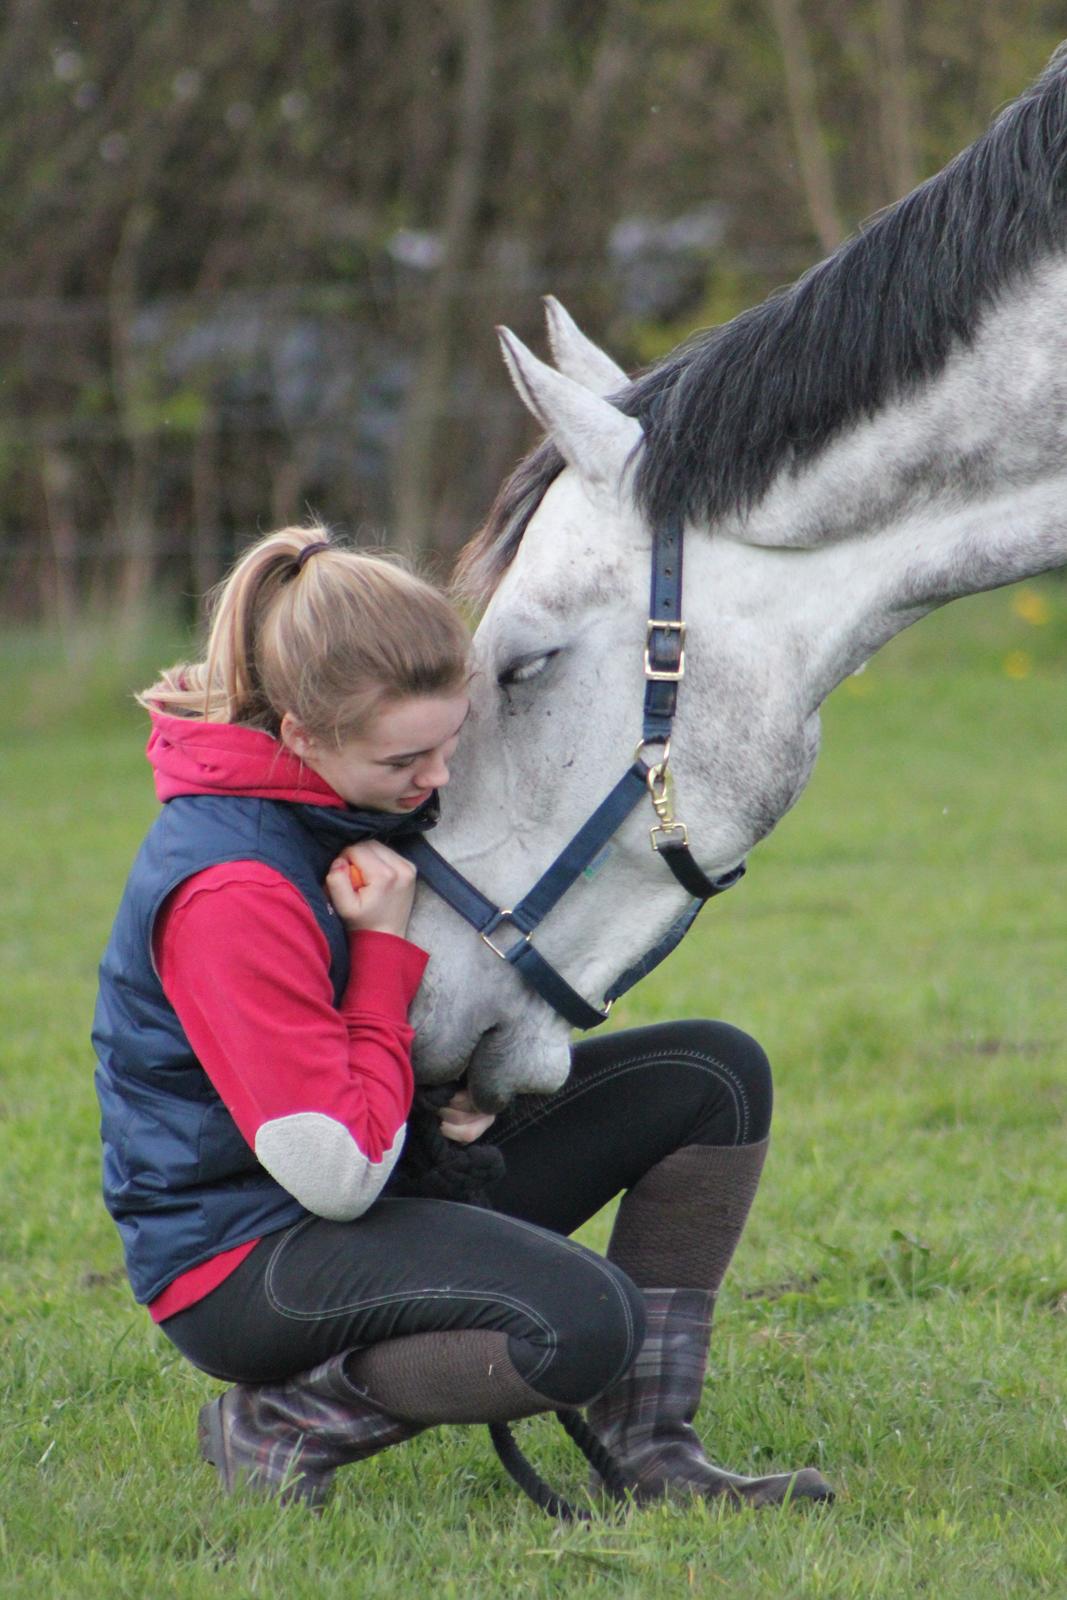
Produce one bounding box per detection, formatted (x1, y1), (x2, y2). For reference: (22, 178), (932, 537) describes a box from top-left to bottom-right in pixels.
(92, 791), (437, 1305)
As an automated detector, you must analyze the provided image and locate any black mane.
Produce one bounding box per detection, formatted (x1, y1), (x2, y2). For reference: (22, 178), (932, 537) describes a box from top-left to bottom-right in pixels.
(456, 45), (1067, 601)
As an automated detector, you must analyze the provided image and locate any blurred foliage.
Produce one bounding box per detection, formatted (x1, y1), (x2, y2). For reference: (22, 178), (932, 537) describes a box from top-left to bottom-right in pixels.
(0, 1), (1064, 620)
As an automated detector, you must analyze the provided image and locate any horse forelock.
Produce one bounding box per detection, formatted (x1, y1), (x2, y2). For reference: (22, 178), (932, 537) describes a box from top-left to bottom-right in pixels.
(452, 45), (1067, 605)
(451, 438), (565, 607)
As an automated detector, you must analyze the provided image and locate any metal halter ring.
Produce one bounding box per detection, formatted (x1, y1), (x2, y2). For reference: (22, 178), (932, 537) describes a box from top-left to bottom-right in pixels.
(633, 734), (671, 767)
(479, 910), (533, 960)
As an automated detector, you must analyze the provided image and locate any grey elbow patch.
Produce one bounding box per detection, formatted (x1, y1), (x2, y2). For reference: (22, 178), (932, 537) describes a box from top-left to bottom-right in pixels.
(254, 1114), (405, 1219)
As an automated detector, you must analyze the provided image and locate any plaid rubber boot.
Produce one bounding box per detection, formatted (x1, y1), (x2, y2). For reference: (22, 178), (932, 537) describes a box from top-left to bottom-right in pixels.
(587, 1288), (833, 1508)
(198, 1353), (423, 1508)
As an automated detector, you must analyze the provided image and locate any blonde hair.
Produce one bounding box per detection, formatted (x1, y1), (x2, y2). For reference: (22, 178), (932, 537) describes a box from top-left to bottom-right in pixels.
(139, 525), (470, 742)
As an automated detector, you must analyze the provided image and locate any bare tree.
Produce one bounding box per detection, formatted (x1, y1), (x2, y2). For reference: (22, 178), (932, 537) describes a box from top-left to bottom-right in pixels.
(876, 0), (917, 200)
(392, 0), (495, 559)
(767, 0), (845, 252)
(0, 1), (1059, 619)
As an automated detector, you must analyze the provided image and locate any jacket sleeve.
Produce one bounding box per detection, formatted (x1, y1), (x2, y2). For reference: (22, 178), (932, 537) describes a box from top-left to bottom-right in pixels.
(154, 863), (427, 1220)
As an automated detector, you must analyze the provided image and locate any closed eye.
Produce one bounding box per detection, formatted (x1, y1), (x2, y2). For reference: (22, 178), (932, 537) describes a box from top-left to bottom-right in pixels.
(497, 649), (560, 687)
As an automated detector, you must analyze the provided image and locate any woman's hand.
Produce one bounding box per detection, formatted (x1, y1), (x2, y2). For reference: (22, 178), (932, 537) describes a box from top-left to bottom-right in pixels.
(326, 842), (417, 937)
(437, 1088), (497, 1145)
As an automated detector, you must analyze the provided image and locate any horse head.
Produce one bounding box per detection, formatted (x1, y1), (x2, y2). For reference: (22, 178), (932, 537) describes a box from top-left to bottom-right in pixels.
(409, 52), (1067, 1109)
(407, 301), (825, 1107)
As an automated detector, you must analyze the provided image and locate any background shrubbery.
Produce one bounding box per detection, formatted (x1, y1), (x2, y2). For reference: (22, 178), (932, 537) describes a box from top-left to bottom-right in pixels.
(2, 3), (1064, 621)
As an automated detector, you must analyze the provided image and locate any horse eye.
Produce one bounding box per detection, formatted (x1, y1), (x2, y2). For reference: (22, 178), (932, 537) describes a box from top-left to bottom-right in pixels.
(497, 650), (559, 687)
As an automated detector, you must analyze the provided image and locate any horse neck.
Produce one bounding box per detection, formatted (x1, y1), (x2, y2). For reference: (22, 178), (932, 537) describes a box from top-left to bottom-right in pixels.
(712, 255), (1067, 709)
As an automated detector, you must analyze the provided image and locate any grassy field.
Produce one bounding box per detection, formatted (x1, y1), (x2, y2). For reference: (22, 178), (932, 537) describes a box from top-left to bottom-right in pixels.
(1, 584), (1064, 1599)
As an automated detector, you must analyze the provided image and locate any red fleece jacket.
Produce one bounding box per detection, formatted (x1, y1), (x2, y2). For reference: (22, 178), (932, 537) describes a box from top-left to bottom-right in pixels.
(144, 713), (427, 1321)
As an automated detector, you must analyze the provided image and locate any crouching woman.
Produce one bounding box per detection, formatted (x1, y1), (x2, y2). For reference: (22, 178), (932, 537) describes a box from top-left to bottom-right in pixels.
(92, 525), (830, 1511)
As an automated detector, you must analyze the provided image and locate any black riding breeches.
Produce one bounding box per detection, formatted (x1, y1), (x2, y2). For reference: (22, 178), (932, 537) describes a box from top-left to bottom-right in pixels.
(161, 1019), (772, 1402)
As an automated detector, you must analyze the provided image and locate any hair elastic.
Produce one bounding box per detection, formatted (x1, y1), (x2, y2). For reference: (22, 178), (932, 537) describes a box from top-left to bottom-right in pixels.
(294, 539), (331, 572)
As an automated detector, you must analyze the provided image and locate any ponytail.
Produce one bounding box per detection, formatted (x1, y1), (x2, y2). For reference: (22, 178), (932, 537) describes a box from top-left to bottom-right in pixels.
(139, 525), (469, 741)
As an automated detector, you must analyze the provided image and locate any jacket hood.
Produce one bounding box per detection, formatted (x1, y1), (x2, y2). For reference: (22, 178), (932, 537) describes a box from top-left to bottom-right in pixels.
(147, 711), (345, 806)
(144, 712), (441, 845)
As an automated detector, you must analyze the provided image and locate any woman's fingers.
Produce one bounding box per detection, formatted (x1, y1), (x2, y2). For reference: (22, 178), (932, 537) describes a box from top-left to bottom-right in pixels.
(438, 1112), (497, 1144)
(437, 1089), (497, 1144)
(325, 842), (417, 935)
(341, 840), (417, 886)
(325, 857), (363, 919)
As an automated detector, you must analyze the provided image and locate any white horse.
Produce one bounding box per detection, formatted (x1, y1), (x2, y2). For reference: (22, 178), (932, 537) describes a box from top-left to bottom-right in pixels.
(408, 48), (1067, 1109)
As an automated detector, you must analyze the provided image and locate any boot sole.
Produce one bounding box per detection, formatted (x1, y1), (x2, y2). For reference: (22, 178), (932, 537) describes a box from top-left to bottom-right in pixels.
(595, 1460), (835, 1510)
(197, 1395), (329, 1508)
(198, 1397), (236, 1493)
(751, 1466), (835, 1507)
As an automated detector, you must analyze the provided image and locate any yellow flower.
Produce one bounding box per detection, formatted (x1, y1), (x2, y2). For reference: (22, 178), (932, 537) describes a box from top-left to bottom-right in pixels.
(1003, 650), (1032, 680)
(1010, 587), (1051, 626)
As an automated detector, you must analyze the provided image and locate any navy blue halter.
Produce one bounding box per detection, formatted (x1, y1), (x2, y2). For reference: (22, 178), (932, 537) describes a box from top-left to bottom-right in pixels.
(399, 514), (745, 1029)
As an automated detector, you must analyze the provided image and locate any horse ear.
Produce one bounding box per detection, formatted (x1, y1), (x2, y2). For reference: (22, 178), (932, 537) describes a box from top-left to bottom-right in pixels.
(497, 326), (643, 496)
(543, 296), (629, 397)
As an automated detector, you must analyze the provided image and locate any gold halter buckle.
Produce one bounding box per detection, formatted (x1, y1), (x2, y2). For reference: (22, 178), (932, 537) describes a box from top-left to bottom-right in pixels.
(644, 620), (687, 681)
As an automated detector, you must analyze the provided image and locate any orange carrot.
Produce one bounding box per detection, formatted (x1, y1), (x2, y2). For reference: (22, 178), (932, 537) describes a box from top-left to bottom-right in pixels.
(349, 863), (366, 890)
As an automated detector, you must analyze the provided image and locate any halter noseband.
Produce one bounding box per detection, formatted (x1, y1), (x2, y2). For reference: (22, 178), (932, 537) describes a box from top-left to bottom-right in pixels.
(399, 514), (745, 1029)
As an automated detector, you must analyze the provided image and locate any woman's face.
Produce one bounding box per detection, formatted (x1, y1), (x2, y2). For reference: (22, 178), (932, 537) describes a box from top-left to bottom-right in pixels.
(283, 692), (470, 812)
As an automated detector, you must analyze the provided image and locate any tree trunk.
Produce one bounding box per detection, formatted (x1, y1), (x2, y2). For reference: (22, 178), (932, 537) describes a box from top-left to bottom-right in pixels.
(109, 201), (158, 623)
(191, 411), (222, 599)
(875, 0), (916, 201)
(767, 0), (845, 253)
(392, 0), (494, 559)
(38, 446), (79, 642)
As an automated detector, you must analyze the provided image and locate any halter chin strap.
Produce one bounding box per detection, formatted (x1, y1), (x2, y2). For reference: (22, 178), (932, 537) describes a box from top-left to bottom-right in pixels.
(398, 514), (745, 1031)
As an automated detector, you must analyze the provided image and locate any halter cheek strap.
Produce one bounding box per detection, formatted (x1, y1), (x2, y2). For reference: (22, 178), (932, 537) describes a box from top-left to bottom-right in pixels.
(398, 513), (746, 1031)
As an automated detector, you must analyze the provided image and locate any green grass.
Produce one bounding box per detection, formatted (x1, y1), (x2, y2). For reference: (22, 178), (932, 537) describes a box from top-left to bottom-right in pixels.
(1, 587), (1065, 1599)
